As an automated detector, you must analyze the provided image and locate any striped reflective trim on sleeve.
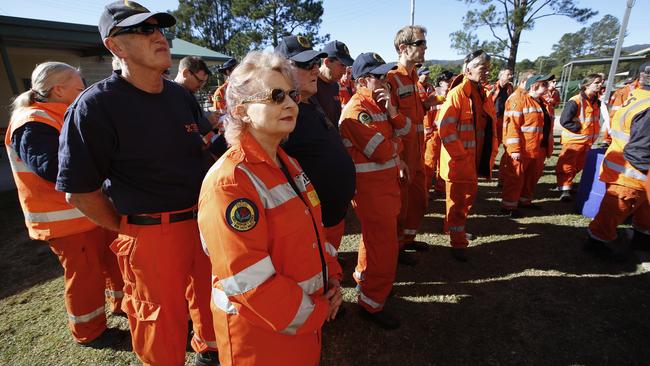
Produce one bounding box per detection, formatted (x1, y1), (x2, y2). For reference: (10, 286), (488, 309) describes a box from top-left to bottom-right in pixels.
(608, 129), (629, 143)
(520, 126), (543, 133)
(504, 111), (522, 117)
(25, 208), (85, 223)
(105, 289), (124, 299)
(298, 271), (324, 295)
(505, 138), (520, 145)
(212, 287), (238, 314)
(441, 133), (459, 144)
(219, 256), (276, 296)
(449, 225), (464, 232)
(355, 158), (398, 173)
(462, 140), (476, 149)
(237, 164), (297, 209)
(370, 112), (388, 122)
(439, 116), (458, 128)
(281, 291), (315, 335)
(522, 107), (543, 114)
(358, 290), (383, 309)
(68, 306), (104, 324)
(341, 138), (353, 148)
(394, 117), (411, 137)
(325, 242), (337, 257)
(457, 124), (475, 132)
(6, 148), (31, 173)
(363, 133), (385, 159)
(603, 160), (648, 181)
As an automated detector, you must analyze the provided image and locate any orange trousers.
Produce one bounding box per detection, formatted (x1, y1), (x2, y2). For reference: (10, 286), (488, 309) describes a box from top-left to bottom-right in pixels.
(424, 131), (444, 193)
(500, 151), (546, 209)
(111, 213), (216, 365)
(354, 207), (399, 313)
(398, 167), (428, 244)
(588, 184), (650, 242)
(48, 226), (123, 344)
(324, 219), (346, 250)
(556, 143), (590, 191)
(444, 181), (478, 248)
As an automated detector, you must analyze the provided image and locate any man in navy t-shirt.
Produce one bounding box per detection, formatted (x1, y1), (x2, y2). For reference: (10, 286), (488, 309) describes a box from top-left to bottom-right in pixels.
(55, 2), (217, 365)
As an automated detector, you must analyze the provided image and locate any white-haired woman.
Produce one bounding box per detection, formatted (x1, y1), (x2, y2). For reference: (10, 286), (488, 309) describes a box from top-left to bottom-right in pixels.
(197, 51), (343, 366)
(4, 62), (125, 346)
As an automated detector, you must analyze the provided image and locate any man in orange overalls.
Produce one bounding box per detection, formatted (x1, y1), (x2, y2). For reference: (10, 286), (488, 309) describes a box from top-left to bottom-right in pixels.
(213, 57), (238, 116)
(387, 25), (440, 265)
(436, 50), (497, 262)
(424, 71), (454, 195)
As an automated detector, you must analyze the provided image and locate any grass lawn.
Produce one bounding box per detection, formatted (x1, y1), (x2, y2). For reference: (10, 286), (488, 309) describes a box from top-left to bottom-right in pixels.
(2, 144), (649, 365)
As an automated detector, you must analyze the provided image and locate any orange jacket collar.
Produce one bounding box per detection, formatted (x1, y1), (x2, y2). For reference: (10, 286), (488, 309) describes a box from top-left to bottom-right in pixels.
(31, 102), (68, 127)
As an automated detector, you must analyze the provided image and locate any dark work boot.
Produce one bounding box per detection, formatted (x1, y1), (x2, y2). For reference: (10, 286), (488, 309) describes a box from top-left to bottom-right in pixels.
(358, 306), (400, 330)
(403, 240), (429, 252)
(195, 350), (220, 366)
(398, 249), (418, 266)
(582, 237), (613, 258)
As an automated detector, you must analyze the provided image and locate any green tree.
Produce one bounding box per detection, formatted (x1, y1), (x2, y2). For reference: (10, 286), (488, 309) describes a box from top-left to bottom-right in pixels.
(585, 14), (621, 57)
(450, 0), (596, 72)
(231, 0), (329, 49)
(549, 29), (588, 65)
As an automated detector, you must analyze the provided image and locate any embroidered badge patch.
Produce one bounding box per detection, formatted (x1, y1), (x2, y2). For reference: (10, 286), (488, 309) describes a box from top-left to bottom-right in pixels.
(307, 190), (320, 207)
(358, 112), (373, 124)
(226, 198), (258, 232)
(296, 36), (311, 48)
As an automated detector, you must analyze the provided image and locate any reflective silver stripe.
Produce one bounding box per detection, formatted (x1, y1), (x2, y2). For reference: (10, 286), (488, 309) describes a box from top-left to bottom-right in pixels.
(68, 306), (104, 324)
(610, 105), (622, 111)
(341, 138), (353, 148)
(603, 160), (648, 181)
(463, 140), (476, 149)
(281, 291), (315, 335)
(6, 148), (31, 173)
(504, 111), (522, 117)
(449, 226), (464, 232)
(363, 133), (385, 158)
(505, 138), (520, 145)
(395, 77), (416, 96)
(617, 98), (650, 131)
(369, 113), (387, 122)
(30, 109), (57, 123)
(458, 124), (474, 132)
(25, 208), (85, 223)
(501, 200), (518, 208)
(219, 256), (276, 296)
(353, 270), (364, 281)
(439, 116), (458, 128)
(403, 229), (417, 235)
(199, 231), (210, 256)
(298, 272), (324, 295)
(358, 290), (383, 309)
(608, 129), (629, 143)
(520, 126), (543, 133)
(105, 289), (124, 298)
(522, 107), (543, 114)
(355, 158), (398, 173)
(416, 124), (425, 132)
(559, 185), (572, 191)
(442, 133), (459, 143)
(561, 130), (589, 140)
(192, 335), (218, 349)
(325, 242), (337, 257)
(212, 288), (238, 314)
(394, 117), (411, 137)
(237, 165), (297, 209)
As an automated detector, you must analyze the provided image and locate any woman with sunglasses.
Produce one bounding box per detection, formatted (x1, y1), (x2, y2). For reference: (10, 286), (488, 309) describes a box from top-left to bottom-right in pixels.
(197, 51), (343, 366)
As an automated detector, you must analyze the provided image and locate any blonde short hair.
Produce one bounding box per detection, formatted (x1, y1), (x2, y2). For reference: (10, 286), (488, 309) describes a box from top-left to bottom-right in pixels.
(224, 51), (295, 145)
(393, 25), (427, 53)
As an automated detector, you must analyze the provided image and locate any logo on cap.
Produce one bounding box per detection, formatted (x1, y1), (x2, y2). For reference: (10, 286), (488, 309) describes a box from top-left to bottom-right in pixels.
(341, 44), (350, 56)
(124, 0), (147, 11)
(297, 36), (311, 49)
(372, 53), (385, 63)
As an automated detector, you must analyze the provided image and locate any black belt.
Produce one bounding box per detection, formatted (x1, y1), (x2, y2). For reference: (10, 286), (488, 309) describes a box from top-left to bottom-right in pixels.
(127, 208), (198, 225)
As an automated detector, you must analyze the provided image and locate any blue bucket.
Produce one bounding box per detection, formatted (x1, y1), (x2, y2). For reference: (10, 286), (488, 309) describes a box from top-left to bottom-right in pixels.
(575, 147), (607, 218)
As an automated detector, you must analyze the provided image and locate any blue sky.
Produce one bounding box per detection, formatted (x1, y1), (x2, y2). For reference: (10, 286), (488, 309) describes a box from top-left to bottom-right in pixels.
(1, 0), (647, 62)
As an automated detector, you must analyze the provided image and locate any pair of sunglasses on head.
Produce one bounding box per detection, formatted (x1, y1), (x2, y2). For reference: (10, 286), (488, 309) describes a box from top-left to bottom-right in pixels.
(242, 89), (301, 105)
(111, 23), (165, 37)
(292, 58), (322, 70)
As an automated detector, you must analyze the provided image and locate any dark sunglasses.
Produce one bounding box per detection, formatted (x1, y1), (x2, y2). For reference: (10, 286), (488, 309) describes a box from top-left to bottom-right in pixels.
(189, 70), (208, 85)
(404, 39), (427, 47)
(241, 88), (301, 105)
(292, 58), (322, 70)
(111, 24), (165, 37)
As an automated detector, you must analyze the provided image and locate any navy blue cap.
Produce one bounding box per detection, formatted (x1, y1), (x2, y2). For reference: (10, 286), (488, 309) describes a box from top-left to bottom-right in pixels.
(217, 58), (238, 73)
(322, 40), (354, 66)
(275, 35), (327, 62)
(98, 1), (176, 39)
(418, 66), (430, 76)
(352, 52), (397, 79)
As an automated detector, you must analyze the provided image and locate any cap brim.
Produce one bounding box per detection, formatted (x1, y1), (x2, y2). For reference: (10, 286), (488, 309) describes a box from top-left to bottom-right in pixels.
(116, 12), (176, 29)
(290, 50), (327, 62)
(369, 62), (397, 76)
(339, 55), (354, 67)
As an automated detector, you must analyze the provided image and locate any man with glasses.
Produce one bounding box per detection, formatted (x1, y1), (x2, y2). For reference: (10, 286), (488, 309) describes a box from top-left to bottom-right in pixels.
(387, 25), (438, 265)
(56, 2), (217, 365)
(313, 40), (354, 132)
(275, 35), (356, 273)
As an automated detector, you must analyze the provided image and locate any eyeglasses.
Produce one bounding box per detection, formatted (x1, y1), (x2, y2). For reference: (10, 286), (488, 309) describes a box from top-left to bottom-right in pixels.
(404, 39), (427, 47)
(241, 88), (301, 105)
(111, 24), (165, 37)
(292, 58), (322, 70)
(189, 70), (208, 85)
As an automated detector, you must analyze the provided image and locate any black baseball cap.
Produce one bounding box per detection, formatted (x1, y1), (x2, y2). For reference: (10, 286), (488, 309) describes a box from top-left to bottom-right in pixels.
(322, 40), (354, 66)
(275, 35), (326, 63)
(525, 74), (553, 90)
(217, 58), (238, 74)
(352, 52), (397, 79)
(98, 1), (176, 39)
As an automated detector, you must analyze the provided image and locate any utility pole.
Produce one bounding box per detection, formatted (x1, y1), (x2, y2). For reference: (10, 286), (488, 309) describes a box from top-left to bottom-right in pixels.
(604, 0), (635, 103)
(410, 0), (415, 25)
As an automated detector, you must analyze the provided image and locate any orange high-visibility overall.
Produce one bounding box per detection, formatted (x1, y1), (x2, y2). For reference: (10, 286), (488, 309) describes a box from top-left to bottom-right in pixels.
(588, 89), (650, 242)
(5, 102), (123, 344)
(198, 132), (342, 366)
(213, 81), (229, 115)
(340, 87), (405, 312)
